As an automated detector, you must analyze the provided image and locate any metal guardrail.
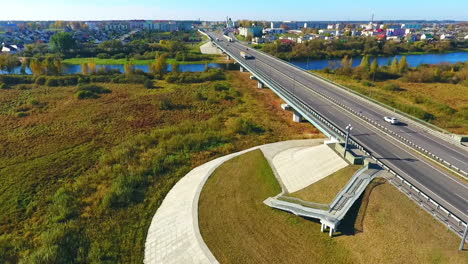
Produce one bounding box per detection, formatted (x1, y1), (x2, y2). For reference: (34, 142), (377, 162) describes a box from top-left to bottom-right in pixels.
(211, 38), (468, 237)
(245, 45), (468, 179)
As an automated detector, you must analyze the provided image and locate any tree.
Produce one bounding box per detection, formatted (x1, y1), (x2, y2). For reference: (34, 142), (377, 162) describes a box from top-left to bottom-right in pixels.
(82, 63), (89, 75)
(124, 62), (135, 75)
(50, 32), (76, 54)
(151, 54), (167, 78)
(359, 55), (370, 71)
(88, 61), (97, 74)
(390, 57), (399, 74)
(398, 56), (408, 74)
(172, 62), (180, 74)
(339, 55), (353, 76)
(370, 58), (378, 74)
(0, 54), (20, 73)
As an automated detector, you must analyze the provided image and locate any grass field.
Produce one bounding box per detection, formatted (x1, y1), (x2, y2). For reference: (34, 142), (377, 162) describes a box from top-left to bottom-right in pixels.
(63, 57), (216, 65)
(0, 71), (320, 263)
(315, 72), (468, 134)
(288, 165), (361, 204)
(199, 150), (468, 264)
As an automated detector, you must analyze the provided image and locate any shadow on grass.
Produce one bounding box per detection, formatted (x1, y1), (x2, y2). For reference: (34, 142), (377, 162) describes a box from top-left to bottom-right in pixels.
(336, 178), (387, 237)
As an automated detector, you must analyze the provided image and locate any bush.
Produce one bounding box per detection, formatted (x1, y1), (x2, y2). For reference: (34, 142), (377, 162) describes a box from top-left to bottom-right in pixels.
(0, 83), (8, 89)
(0, 75), (33, 85)
(158, 97), (174, 110)
(112, 53), (126, 59)
(77, 84), (111, 94)
(45, 76), (78, 87)
(361, 81), (375, 87)
(382, 83), (403, 91)
(16, 112), (28, 118)
(45, 78), (59, 87)
(75, 90), (99, 99)
(17, 84), (29, 90)
(97, 53), (110, 59)
(228, 118), (265, 135)
(165, 69), (226, 84)
(35, 76), (46, 85)
(144, 79), (154, 89)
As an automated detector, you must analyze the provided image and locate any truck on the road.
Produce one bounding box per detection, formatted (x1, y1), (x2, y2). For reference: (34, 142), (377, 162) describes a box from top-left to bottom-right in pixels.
(223, 35), (233, 42)
(240, 51), (254, 59)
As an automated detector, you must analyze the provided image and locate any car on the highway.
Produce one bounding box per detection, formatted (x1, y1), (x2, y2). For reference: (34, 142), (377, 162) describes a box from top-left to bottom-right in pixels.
(384, 116), (399, 124)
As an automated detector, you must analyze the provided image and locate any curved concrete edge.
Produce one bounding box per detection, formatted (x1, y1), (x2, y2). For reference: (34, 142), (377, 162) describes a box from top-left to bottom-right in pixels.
(144, 139), (324, 264)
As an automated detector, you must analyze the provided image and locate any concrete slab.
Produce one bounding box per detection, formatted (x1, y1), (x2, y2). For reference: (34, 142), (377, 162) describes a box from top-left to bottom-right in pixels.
(144, 139), (324, 264)
(271, 144), (348, 193)
(200, 42), (223, 55)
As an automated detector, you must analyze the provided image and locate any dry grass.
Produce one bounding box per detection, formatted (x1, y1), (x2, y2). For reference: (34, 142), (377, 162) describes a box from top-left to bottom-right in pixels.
(199, 150), (468, 264)
(287, 165), (361, 204)
(0, 71), (321, 262)
(316, 73), (468, 134)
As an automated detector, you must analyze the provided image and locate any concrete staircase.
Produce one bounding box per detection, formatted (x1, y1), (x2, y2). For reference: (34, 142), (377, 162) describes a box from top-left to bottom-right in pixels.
(264, 163), (383, 236)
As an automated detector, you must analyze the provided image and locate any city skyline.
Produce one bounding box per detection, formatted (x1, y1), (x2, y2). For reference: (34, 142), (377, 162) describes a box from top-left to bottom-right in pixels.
(1, 0), (467, 21)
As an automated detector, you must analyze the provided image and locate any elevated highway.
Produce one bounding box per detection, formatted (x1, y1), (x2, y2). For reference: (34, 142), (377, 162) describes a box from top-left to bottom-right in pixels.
(203, 31), (468, 232)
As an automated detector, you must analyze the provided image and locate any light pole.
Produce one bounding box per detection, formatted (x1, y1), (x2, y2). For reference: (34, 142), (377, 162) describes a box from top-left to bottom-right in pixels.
(344, 124), (353, 156)
(460, 211), (468, 251)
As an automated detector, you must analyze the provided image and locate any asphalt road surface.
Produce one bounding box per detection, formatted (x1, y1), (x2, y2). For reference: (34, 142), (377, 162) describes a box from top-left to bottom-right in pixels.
(208, 31), (468, 222)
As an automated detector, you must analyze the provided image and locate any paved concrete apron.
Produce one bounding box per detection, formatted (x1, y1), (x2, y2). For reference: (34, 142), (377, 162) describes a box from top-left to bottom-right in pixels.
(144, 139), (324, 264)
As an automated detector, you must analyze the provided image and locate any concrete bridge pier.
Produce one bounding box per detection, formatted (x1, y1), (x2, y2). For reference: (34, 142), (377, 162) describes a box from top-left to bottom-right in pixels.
(240, 66), (245, 72)
(292, 111), (303, 122)
(257, 81), (264, 89)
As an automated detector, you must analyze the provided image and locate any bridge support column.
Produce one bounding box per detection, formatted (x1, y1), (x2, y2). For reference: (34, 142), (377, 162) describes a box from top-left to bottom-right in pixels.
(240, 66), (245, 72)
(329, 227), (334, 237)
(320, 223), (325, 232)
(292, 111), (303, 123)
(257, 81), (264, 89)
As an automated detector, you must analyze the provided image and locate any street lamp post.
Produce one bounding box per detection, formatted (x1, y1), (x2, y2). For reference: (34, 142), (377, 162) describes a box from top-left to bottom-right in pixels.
(344, 124), (353, 156)
(460, 212), (468, 251)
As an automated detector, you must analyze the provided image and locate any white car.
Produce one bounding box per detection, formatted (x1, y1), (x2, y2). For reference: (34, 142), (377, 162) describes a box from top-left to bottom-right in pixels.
(384, 116), (399, 125)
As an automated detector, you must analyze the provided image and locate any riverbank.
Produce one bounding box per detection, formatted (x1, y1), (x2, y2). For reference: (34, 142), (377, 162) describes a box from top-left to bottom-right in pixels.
(62, 57), (218, 65)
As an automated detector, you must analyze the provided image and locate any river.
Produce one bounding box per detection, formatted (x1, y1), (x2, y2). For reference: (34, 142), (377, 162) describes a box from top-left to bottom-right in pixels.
(1, 52), (467, 75)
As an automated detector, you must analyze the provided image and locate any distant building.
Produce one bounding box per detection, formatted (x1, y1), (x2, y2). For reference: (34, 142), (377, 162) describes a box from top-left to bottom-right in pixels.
(421, 33), (434, 40)
(239, 26), (263, 38)
(264, 28), (285, 34)
(440, 34), (454, 40)
(0, 23), (18, 32)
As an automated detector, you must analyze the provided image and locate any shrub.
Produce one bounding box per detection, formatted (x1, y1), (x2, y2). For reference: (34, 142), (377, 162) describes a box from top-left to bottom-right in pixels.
(77, 84), (111, 94)
(382, 83), (403, 91)
(97, 53), (110, 59)
(75, 90), (99, 99)
(228, 118), (265, 135)
(16, 112), (28, 118)
(158, 97), (174, 110)
(144, 79), (154, 89)
(0, 75), (33, 85)
(46, 78), (59, 87)
(17, 84), (29, 90)
(0, 83), (8, 89)
(361, 81), (375, 87)
(35, 76), (46, 85)
(112, 53), (126, 59)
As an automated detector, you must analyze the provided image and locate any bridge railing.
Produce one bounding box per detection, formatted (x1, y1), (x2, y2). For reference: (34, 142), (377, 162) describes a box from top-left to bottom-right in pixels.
(212, 39), (468, 238)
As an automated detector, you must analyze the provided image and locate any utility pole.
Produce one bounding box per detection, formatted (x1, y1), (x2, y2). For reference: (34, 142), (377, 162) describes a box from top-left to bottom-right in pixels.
(460, 218), (468, 251)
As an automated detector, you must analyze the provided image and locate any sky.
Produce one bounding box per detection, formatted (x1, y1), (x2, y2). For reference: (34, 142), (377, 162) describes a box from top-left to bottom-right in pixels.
(0, 0), (467, 21)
